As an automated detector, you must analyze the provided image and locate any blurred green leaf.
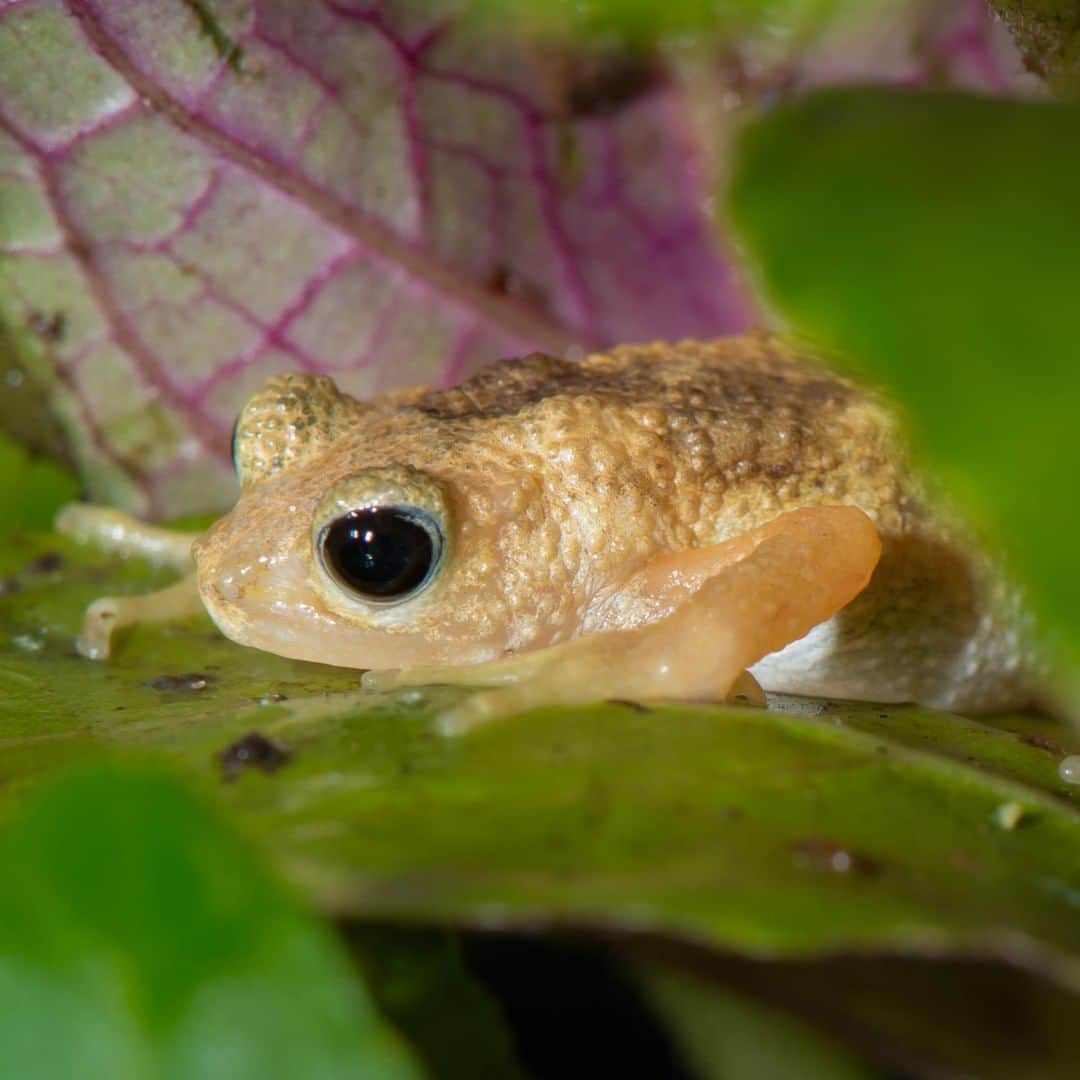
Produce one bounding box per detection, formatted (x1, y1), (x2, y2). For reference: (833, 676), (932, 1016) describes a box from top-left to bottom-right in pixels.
(0, 430), (79, 532)
(727, 88), (1080, 695)
(465, 0), (856, 45)
(1, 529), (1079, 994)
(0, 761), (422, 1080)
(632, 950), (1080, 1078)
(347, 927), (525, 1080)
(638, 963), (871, 1080)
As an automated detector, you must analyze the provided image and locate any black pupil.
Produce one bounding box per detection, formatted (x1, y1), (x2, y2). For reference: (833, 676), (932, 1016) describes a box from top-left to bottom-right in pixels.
(321, 508), (436, 600)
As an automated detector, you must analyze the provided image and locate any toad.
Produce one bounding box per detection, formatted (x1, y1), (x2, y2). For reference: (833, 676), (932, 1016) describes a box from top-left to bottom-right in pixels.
(57, 335), (1036, 734)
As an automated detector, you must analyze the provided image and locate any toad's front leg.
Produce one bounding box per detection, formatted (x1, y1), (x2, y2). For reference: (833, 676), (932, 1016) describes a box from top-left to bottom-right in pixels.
(55, 503), (205, 658)
(364, 506), (881, 735)
(55, 504), (199, 571)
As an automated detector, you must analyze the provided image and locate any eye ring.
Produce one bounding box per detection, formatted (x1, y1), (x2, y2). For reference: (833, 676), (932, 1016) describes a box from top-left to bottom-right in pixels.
(229, 414), (242, 476)
(317, 504), (444, 605)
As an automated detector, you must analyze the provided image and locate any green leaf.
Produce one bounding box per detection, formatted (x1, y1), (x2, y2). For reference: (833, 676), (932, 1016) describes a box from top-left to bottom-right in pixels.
(633, 951), (1080, 1078)
(346, 927), (525, 1080)
(1, 528), (1080, 996)
(465, 0), (855, 47)
(0, 760), (422, 1080)
(637, 963), (872, 1080)
(726, 88), (1080, 694)
(0, 430), (79, 532)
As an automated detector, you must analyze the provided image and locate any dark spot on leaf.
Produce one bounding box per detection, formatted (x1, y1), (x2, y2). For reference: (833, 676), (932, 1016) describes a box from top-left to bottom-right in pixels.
(66, 236), (92, 262)
(765, 462), (792, 479)
(218, 732), (290, 781)
(792, 837), (878, 876)
(486, 263), (547, 308)
(488, 264), (512, 294)
(181, 0), (245, 72)
(22, 551), (64, 574)
(949, 850), (983, 874)
(26, 310), (67, 343)
(257, 691), (288, 705)
(606, 698), (652, 713)
(0, 577), (20, 595)
(146, 672), (213, 692)
(1018, 732), (1059, 753)
(560, 51), (664, 117)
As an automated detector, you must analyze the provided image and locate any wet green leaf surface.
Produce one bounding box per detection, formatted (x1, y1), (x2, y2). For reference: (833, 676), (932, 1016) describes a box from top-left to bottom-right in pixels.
(2, 528), (1080, 992)
(0, 761), (421, 1080)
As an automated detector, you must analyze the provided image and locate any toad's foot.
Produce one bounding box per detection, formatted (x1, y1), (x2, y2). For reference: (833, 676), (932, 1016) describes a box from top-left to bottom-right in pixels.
(76, 574), (204, 660)
(726, 670), (767, 707)
(365, 506), (881, 736)
(55, 503), (199, 572)
(56, 504), (206, 660)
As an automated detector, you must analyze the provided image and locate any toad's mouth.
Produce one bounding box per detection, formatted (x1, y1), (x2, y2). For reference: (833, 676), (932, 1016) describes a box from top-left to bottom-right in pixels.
(193, 521), (501, 671)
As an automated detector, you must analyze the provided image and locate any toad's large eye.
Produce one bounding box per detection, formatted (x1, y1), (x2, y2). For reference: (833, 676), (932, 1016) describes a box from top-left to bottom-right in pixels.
(318, 506), (443, 603)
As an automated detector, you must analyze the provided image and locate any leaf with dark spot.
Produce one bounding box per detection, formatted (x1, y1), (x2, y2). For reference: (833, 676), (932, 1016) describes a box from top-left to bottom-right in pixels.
(146, 672), (213, 692)
(219, 731), (291, 781)
(1, 528), (1079, 991)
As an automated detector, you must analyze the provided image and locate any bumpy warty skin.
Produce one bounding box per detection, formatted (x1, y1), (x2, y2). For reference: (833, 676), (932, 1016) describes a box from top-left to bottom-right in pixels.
(194, 335), (1037, 710)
